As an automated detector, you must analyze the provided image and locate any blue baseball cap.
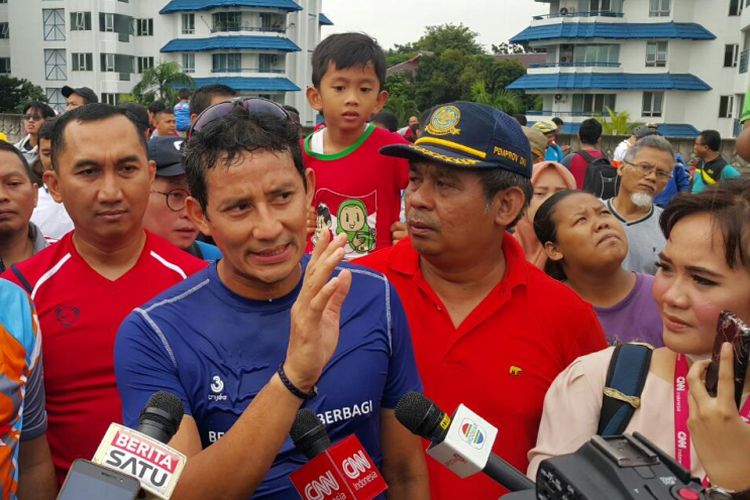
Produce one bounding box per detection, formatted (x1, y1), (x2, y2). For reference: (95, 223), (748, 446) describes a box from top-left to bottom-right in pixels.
(380, 102), (532, 178)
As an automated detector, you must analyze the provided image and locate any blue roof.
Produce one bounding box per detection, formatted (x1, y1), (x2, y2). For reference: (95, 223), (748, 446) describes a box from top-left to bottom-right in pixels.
(531, 121), (700, 138)
(510, 22), (715, 43)
(507, 73), (711, 91)
(319, 13), (333, 25)
(191, 76), (300, 92)
(161, 36), (301, 53)
(160, 0), (302, 14)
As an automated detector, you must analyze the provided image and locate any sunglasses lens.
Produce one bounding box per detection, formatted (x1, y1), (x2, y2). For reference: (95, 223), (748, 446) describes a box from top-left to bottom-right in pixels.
(190, 101), (236, 135)
(240, 99), (289, 120)
(189, 98), (290, 136)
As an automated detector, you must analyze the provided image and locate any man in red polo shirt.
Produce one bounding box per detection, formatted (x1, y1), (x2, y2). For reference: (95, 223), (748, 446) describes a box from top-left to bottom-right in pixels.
(2, 104), (206, 484)
(356, 102), (607, 499)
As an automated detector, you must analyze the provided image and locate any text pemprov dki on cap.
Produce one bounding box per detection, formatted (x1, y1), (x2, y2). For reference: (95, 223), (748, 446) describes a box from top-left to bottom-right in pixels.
(379, 101), (532, 179)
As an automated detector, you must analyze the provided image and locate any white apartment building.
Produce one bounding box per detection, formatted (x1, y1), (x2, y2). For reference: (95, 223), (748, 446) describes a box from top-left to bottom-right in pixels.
(0, 0), (332, 127)
(509, 0), (747, 138)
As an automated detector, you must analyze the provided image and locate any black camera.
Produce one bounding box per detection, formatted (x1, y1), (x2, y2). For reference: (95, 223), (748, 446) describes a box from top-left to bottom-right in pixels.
(503, 432), (709, 500)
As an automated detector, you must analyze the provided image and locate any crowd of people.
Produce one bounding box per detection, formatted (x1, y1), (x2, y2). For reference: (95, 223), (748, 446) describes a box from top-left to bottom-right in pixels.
(1, 31), (749, 500)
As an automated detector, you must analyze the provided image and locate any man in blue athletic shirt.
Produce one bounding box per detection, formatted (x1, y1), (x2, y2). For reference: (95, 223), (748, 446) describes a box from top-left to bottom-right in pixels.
(114, 103), (429, 499)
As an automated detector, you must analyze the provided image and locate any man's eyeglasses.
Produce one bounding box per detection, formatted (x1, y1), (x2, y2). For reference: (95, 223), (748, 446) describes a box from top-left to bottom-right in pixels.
(188, 97), (292, 138)
(24, 115), (44, 122)
(151, 189), (189, 212)
(623, 161), (673, 180)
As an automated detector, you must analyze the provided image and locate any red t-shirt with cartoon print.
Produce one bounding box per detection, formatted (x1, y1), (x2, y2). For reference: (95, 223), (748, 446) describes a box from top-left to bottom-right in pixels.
(303, 124), (409, 260)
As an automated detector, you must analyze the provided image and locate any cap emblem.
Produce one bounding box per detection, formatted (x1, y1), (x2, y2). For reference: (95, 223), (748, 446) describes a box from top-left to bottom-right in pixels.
(425, 105), (462, 136)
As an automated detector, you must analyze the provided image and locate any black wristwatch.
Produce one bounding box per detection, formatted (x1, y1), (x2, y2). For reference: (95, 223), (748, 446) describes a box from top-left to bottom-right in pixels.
(277, 363), (318, 400)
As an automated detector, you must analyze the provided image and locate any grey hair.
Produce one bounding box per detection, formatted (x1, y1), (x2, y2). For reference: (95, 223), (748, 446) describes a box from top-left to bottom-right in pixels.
(624, 135), (675, 164)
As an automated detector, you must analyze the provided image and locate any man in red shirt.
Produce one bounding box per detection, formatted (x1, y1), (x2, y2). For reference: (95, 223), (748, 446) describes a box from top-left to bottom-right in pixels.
(2, 104), (206, 483)
(356, 102), (607, 499)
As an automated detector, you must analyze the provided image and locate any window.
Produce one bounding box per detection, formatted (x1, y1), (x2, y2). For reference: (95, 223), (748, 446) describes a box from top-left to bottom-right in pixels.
(100, 53), (116, 72)
(589, 0), (624, 13)
(572, 44), (620, 65)
(70, 12), (92, 31)
(44, 49), (67, 80)
(0, 22), (7, 39)
(100, 13), (115, 32)
(0, 58), (10, 75)
(730, 0), (743, 15)
(213, 12), (241, 31)
(642, 92), (664, 117)
(719, 95), (735, 118)
(572, 94), (616, 114)
(46, 88), (66, 114)
(260, 13), (284, 30)
(212, 53), (241, 72)
(725, 44), (739, 67)
(649, 0), (670, 16)
(136, 18), (153, 36)
(182, 53), (195, 73)
(181, 14), (194, 34)
(259, 54), (277, 72)
(72, 52), (93, 71)
(646, 41), (668, 67)
(137, 56), (154, 73)
(43, 9), (65, 41)
(101, 93), (120, 105)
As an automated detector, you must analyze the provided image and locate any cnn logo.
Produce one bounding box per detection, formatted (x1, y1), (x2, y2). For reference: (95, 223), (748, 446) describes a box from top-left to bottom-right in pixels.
(342, 451), (371, 480)
(304, 471), (340, 500)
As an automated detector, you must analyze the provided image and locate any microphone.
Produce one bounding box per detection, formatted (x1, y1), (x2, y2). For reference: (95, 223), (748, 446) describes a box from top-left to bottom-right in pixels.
(89, 391), (188, 499)
(288, 408), (388, 500)
(395, 392), (535, 492)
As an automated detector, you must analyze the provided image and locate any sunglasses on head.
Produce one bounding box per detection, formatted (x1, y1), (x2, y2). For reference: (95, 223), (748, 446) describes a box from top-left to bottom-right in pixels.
(188, 97), (293, 138)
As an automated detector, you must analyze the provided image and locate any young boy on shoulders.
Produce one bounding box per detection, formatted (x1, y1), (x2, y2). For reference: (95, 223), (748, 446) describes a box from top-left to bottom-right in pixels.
(304, 32), (409, 259)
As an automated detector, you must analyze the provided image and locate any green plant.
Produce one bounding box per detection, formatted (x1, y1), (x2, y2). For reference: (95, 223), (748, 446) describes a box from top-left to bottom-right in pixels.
(597, 107), (637, 135)
(132, 61), (193, 106)
(470, 80), (524, 114)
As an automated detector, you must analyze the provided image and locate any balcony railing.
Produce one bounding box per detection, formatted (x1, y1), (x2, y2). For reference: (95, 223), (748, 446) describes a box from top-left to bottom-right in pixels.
(529, 61), (621, 68)
(211, 67), (286, 74)
(527, 110), (619, 117)
(211, 25), (286, 34)
(740, 49), (749, 74)
(532, 10), (624, 20)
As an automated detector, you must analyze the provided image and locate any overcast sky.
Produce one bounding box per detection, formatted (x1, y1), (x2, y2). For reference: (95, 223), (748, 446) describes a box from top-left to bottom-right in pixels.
(320, 1), (549, 52)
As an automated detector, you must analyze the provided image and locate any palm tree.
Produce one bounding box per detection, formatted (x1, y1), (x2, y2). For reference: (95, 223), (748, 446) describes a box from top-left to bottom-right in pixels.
(470, 80), (524, 115)
(132, 61), (193, 106)
(597, 107), (636, 135)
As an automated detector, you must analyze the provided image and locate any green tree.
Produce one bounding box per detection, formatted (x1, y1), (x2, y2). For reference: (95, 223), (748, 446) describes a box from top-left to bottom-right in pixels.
(491, 41), (527, 55)
(384, 72), (419, 125)
(413, 48), (472, 110)
(470, 81), (524, 114)
(0, 76), (47, 113)
(394, 23), (484, 57)
(132, 61), (193, 106)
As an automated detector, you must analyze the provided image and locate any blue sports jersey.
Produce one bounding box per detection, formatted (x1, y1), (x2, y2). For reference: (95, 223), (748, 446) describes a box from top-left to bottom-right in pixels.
(114, 257), (422, 499)
(174, 101), (191, 132)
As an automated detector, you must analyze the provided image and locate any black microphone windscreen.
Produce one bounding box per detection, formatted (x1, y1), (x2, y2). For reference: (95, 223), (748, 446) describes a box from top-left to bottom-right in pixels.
(291, 409), (331, 459)
(395, 392), (450, 443)
(138, 391), (185, 443)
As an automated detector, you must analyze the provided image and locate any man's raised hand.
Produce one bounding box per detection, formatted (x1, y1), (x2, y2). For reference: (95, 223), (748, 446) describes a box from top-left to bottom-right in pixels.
(284, 229), (352, 393)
